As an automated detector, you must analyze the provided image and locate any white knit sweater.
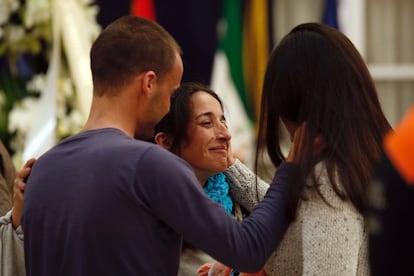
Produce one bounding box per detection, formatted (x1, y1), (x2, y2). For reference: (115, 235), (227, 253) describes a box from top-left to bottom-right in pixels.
(0, 210), (25, 276)
(225, 160), (369, 276)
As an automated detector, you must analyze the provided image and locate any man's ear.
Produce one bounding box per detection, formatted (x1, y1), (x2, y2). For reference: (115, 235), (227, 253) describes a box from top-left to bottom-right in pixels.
(141, 70), (157, 96)
(154, 132), (173, 150)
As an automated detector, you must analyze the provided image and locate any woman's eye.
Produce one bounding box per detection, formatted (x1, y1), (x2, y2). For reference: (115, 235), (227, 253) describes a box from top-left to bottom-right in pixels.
(201, 121), (212, 126)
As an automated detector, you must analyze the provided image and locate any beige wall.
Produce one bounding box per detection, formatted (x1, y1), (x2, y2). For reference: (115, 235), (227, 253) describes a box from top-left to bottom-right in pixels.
(272, 0), (414, 127)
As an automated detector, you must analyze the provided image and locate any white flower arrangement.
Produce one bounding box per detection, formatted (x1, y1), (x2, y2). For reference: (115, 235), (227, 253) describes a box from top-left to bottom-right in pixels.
(0, 0), (101, 166)
(0, 0), (51, 63)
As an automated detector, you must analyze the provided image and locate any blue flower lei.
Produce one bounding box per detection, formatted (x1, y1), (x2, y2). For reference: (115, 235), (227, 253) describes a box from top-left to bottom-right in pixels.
(203, 172), (233, 215)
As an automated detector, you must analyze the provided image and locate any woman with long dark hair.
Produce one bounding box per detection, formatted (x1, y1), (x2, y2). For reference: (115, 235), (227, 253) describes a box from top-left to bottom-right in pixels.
(231, 22), (392, 275)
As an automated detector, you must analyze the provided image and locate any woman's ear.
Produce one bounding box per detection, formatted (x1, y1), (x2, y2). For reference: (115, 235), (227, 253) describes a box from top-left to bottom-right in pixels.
(154, 132), (173, 150)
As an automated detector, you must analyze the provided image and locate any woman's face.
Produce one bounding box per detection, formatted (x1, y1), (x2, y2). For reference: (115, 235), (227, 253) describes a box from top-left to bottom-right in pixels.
(179, 91), (231, 184)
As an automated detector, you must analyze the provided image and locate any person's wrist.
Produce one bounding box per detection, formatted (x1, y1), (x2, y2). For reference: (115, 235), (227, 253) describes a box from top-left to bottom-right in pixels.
(11, 210), (20, 229)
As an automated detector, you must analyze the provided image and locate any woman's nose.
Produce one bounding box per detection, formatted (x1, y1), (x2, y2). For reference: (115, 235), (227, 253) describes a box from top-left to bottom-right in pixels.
(217, 124), (231, 141)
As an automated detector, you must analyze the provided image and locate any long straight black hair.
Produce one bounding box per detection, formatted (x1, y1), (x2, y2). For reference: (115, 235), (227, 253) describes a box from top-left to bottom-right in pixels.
(256, 23), (392, 222)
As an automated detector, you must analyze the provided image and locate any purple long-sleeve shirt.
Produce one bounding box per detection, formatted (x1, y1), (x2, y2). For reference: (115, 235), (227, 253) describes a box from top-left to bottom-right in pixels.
(22, 128), (293, 276)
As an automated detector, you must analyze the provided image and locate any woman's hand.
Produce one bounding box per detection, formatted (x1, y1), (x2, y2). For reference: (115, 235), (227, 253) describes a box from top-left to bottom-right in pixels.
(12, 158), (36, 229)
(287, 122), (325, 163)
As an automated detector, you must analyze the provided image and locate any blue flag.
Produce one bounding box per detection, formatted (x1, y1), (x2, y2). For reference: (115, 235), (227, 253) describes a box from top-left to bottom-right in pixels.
(323, 0), (339, 29)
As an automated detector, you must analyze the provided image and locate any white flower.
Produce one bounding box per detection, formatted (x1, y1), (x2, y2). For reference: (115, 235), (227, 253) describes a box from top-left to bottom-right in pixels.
(84, 4), (101, 39)
(8, 97), (37, 133)
(24, 0), (51, 28)
(58, 76), (75, 98)
(57, 109), (84, 138)
(2, 0), (100, 161)
(26, 74), (47, 93)
(4, 24), (25, 43)
(0, 0), (20, 25)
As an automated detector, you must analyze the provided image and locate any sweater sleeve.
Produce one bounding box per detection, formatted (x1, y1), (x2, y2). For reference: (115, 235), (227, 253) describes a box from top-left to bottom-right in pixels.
(225, 159), (269, 212)
(0, 142), (15, 217)
(0, 173), (12, 217)
(0, 210), (25, 276)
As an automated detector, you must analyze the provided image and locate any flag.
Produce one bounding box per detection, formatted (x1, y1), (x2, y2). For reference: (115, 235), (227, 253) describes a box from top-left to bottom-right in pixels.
(243, 0), (272, 123)
(218, 0), (252, 120)
(323, 0), (366, 56)
(323, 0), (339, 29)
(211, 0), (255, 167)
(337, 0), (366, 57)
(131, 0), (156, 20)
